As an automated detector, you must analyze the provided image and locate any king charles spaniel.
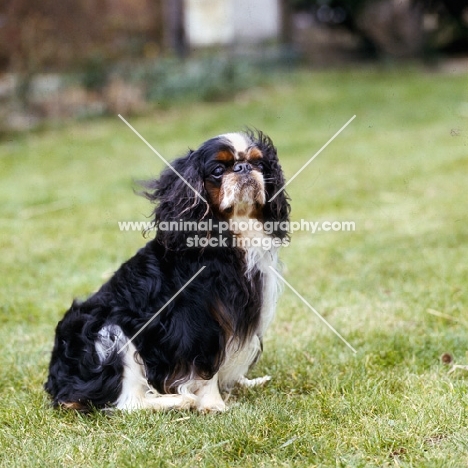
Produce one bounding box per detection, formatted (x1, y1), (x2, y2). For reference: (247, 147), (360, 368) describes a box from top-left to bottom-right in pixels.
(45, 130), (290, 412)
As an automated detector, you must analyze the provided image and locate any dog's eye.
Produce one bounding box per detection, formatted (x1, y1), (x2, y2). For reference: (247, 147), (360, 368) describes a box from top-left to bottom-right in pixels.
(256, 162), (264, 171)
(212, 166), (225, 178)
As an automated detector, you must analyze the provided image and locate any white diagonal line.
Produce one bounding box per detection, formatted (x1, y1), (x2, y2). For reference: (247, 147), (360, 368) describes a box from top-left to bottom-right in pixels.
(269, 115), (356, 202)
(118, 266), (206, 354)
(269, 266), (357, 354)
(118, 114), (208, 203)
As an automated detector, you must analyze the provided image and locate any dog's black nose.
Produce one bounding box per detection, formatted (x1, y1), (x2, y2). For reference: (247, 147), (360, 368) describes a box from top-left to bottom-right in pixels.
(233, 162), (252, 174)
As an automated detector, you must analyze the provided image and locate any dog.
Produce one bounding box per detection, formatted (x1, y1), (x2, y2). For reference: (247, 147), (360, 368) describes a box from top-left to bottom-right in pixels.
(45, 130), (290, 412)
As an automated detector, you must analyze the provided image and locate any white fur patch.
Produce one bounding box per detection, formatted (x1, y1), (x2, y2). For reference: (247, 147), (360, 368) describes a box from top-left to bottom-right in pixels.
(216, 238), (281, 390)
(218, 335), (263, 390)
(221, 132), (250, 157)
(245, 245), (280, 336)
(95, 324), (125, 362)
(237, 375), (271, 387)
(115, 340), (151, 410)
(194, 374), (226, 412)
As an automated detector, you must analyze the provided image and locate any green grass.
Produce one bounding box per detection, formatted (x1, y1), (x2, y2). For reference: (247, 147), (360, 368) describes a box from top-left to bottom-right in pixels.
(1, 66), (468, 467)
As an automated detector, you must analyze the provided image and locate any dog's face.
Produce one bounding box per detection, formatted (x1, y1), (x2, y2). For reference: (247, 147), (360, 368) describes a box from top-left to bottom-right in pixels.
(144, 130), (290, 245)
(203, 133), (267, 219)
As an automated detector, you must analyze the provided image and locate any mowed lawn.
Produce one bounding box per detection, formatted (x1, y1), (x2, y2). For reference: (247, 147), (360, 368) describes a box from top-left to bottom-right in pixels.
(1, 67), (468, 467)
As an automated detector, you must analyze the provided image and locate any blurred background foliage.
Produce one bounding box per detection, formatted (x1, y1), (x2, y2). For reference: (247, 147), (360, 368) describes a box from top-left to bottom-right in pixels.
(0, 0), (466, 133)
(292, 0), (468, 57)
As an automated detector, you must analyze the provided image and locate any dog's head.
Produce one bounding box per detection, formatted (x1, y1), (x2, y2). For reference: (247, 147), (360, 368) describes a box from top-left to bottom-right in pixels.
(143, 130), (290, 248)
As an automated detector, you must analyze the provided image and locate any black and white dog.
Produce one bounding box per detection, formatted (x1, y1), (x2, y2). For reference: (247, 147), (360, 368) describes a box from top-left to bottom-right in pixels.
(45, 130), (290, 412)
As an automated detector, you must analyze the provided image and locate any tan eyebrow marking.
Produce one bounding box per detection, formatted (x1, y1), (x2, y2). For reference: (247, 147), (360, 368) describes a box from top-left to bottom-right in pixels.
(247, 147), (263, 160)
(215, 150), (234, 162)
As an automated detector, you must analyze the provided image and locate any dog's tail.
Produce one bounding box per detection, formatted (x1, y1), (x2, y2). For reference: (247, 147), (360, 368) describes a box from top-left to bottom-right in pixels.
(44, 303), (126, 411)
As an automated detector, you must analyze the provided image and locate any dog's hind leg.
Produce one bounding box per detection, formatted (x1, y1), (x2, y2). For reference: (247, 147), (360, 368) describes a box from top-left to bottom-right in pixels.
(104, 329), (195, 411)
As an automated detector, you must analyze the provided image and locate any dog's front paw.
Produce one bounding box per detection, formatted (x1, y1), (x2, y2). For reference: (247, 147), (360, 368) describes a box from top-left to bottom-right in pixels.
(237, 375), (271, 388)
(196, 394), (227, 413)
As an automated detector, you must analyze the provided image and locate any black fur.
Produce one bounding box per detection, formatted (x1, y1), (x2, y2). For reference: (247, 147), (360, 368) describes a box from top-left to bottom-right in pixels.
(44, 130), (290, 410)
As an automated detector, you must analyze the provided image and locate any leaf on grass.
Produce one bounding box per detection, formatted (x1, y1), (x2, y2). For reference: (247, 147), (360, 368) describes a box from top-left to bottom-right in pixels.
(279, 435), (299, 449)
(448, 364), (468, 375)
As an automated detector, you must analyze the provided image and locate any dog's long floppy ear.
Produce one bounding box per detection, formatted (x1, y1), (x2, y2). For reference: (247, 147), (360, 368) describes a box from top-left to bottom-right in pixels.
(141, 150), (209, 248)
(251, 130), (291, 240)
